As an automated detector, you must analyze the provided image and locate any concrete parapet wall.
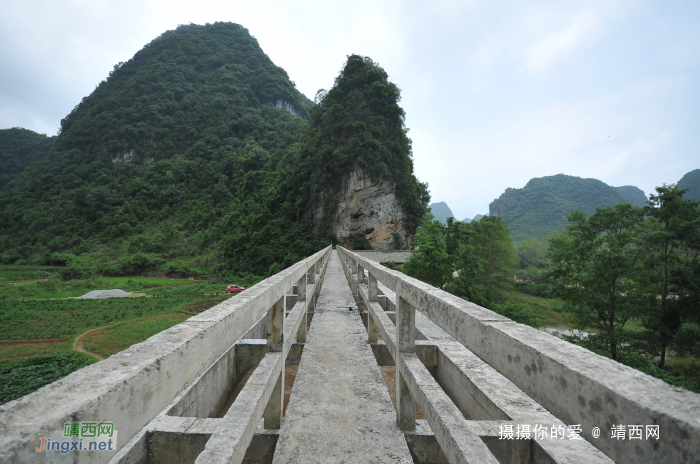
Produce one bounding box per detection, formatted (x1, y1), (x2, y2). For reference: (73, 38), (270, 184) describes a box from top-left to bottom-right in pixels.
(337, 246), (700, 464)
(0, 247), (331, 464)
(353, 250), (414, 263)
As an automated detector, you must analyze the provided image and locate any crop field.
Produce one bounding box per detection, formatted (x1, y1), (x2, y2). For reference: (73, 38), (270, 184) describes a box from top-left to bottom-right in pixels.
(0, 265), (63, 282)
(0, 266), (262, 404)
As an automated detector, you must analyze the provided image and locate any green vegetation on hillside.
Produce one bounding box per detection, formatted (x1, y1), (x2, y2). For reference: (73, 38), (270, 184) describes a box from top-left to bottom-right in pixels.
(0, 22), (315, 276)
(0, 25), (427, 277)
(489, 174), (646, 241)
(615, 185), (647, 207)
(0, 128), (55, 190)
(292, 55), (428, 238)
(678, 169), (700, 201)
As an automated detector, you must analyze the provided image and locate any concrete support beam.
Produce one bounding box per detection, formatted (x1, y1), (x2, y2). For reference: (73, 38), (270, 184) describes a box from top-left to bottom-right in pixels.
(357, 264), (364, 284)
(265, 297), (284, 429)
(396, 295), (416, 431)
(356, 287), (497, 463)
(296, 274), (307, 343)
(267, 297), (284, 353)
(263, 374), (283, 430)
(195, 353), (283, 463)
(368, 272), (378, 302)
(368, 312), (378, 344)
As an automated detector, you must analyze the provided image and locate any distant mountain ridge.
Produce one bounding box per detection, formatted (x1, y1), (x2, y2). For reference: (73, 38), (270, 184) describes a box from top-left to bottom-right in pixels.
(429, 202), (485, 224)
(678, 169), (700, 201)
(429, 202), (454, 224)
(614, 185), (647, 207)
(489, 174), (647, 241)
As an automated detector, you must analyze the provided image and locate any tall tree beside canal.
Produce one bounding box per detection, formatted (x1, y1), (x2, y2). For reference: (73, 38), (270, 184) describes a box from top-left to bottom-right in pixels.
(547, 203), (647, 361)
(639, 185), (700, 368)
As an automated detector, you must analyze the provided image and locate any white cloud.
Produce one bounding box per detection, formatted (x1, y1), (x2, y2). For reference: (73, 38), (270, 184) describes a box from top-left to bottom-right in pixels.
(524, 9), (601, 71)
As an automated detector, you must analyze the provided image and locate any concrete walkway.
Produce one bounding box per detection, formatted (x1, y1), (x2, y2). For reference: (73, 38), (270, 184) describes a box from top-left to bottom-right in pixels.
(272, 250), (412, 464)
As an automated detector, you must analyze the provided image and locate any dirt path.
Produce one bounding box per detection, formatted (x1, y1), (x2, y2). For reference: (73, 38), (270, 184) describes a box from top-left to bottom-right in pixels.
(72, 326), (112, 361)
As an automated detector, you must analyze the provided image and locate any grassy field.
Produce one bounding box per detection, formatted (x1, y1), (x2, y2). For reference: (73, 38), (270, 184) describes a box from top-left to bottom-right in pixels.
(494, 288), (574, 328)
(0, 265), (262, 404)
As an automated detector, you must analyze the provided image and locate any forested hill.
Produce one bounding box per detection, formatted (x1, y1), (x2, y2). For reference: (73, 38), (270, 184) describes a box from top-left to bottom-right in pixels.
(0, 23), (426, 276)
(429, 202), (455, 225)
(615, 185), (647, 207)
(0, 128), (55, 190)
(678, 169), (700, 201)
(489, 174), (646, 241)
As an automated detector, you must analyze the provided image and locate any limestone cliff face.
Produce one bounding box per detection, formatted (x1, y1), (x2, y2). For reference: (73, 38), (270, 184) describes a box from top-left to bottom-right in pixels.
(330, 167), (411, 250)
(266, 99), (305, 118)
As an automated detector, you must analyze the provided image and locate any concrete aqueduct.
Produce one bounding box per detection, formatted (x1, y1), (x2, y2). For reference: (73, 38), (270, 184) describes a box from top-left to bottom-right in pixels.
(1, 247), (699, 463)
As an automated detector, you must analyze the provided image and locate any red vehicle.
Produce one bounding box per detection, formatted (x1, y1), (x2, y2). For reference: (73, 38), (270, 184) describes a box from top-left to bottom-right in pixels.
(226, 285), (245, 294)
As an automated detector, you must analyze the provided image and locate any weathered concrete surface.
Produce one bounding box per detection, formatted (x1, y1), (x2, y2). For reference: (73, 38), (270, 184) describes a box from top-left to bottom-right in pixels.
(339, 246), (700, 464)
(272, 251), (412, 463)
(354, 250), (414, 264)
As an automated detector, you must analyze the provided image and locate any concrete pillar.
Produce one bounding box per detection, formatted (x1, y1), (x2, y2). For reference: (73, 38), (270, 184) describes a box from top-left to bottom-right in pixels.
(297, 274), (307, 343)
(368, 272), (378, 342)
(357, 264), (364, 284)
(369, 273), (378, 302)
(351, 260), (357, 274)
(308, 266), (315, 284)
(264, 373), (283, 429)
(396, 295), (416, 431)
(265, 296), (284, 429)
(368, 313), (378, 343)
(267, 297), (284, 352)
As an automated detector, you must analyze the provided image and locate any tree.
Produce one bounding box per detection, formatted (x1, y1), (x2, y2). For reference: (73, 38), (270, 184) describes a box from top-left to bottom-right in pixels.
(444, 218), (487, 305)
(548, 204), (647, 360)
(470, 216), (517, 297)
(640, 185), (700, 367)
(403, 216), (452, 288)
(517, 236), (548, 269)
(404, 216), (508, 305)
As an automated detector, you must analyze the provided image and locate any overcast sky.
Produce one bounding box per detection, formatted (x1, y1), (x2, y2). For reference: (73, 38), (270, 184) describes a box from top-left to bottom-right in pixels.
(1, 0), (698, 219)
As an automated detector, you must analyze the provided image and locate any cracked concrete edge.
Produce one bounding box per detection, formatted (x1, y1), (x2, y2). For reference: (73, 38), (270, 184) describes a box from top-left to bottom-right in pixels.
(339, 246), (700, 464)
(0, 247), (331, 464)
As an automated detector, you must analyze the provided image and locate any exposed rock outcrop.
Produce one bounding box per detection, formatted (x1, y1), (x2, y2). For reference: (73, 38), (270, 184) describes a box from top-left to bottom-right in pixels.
(331, 167), (410, 250)
(267, 99), (305, 118)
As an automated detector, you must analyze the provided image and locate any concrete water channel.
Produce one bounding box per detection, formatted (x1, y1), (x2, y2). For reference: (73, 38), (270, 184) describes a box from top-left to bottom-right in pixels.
(1, 247), (698, 463)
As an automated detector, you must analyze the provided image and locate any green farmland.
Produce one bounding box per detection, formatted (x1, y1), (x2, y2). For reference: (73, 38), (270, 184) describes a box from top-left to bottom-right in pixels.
(0, 266), (261, 404)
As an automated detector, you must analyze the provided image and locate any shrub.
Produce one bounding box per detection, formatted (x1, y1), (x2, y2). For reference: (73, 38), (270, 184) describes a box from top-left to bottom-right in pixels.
(164, 259), (195, 277)
(268, 262), (282, 276)
(115, 252), (164, 275)
(512, 280), (563, 299)
(352, 236), (372, 250)
(59, 267), (92, 281)
(491, 300), (544, 328)
(46, 252), (76, 266)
